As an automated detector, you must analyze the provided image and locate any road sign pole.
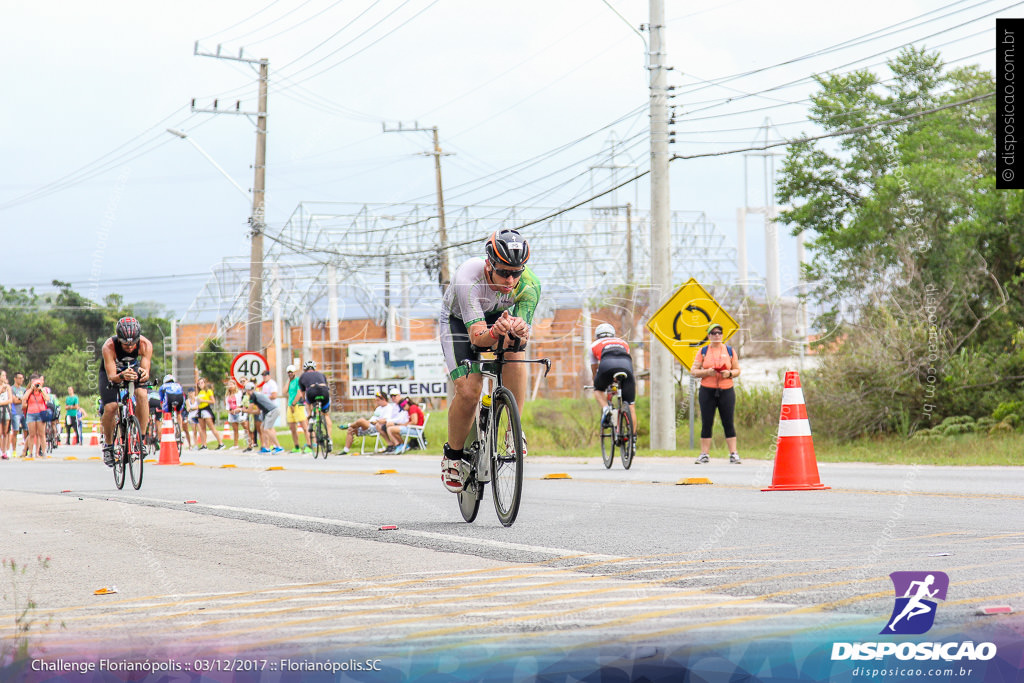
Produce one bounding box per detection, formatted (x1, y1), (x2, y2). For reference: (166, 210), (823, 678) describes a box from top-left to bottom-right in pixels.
(688, 377), (695, 449)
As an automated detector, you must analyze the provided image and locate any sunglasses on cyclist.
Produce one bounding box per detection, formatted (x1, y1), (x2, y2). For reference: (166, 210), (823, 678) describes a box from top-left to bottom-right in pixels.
(490, 263), (524, 279)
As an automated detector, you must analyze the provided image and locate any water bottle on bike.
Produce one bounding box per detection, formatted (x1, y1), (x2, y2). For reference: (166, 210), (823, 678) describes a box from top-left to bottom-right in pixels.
(478, 394), (491, 434)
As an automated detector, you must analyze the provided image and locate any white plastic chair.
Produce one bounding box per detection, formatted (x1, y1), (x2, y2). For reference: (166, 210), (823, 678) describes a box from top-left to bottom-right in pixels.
(399, 413), (429, 451)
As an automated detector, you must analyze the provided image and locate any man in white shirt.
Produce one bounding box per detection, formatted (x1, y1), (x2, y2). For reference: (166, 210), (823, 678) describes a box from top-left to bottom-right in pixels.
(261, 370), (279, 401)
(339, 391), (389, 455)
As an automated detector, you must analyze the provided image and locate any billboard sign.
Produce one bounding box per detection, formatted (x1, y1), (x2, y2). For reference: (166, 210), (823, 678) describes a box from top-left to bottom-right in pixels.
(347, 341), (448, 399)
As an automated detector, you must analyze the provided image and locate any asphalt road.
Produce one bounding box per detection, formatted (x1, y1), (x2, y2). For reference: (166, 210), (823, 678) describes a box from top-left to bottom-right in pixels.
(2, 443), (1022, 669)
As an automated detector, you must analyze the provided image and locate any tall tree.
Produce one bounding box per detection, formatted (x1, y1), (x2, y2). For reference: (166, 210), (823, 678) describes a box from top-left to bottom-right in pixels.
(777, 48), (1023, 433)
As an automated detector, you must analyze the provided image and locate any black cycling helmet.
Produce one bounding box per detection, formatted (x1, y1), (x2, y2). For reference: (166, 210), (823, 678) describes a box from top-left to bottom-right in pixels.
(116, 317), (141, 345)
(485, 229), (530, 268)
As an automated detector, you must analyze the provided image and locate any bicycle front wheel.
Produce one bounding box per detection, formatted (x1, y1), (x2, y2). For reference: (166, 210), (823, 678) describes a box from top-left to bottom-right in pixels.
(458, 466), (482, 523)
(490, 387), (524, 527)
(113, 422), (127, 490)
(618, 409), (635, 470)
(127, 416), (144, 489)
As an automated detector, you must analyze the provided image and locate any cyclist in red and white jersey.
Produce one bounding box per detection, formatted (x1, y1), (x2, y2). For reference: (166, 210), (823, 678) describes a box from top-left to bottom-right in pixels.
(588, 323), (637, 432)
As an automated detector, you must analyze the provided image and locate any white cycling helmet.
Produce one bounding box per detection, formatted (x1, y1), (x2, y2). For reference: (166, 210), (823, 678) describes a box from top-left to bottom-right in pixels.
(163, 374), (175, 384)
(595, 323), (616, 339)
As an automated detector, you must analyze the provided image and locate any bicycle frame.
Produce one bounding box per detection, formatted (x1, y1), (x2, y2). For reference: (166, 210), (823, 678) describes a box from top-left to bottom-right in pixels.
(463, 350), (551, 462)
(457, 341), (551, 526)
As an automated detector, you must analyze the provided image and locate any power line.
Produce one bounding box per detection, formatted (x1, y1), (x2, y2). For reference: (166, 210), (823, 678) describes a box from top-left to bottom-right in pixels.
(671, 91), (994, 160)
(673, 4), (1010, 119)
(198, 0), (286, 42)
(672, 0), (992, 99)
(222, 0), (320, 44)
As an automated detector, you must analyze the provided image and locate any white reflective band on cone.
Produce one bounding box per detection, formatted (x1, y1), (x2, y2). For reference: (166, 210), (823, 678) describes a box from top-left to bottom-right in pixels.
(777, 419), (812, 437)
(781, 387), (805, 405)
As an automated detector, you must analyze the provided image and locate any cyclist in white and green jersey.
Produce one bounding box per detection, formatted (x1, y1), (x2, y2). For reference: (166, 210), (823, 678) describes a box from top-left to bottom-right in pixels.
(438, 229), (540, 493)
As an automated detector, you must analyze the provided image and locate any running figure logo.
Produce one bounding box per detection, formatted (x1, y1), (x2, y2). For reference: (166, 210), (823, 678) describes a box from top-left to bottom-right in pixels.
(881, 571), (949, 635)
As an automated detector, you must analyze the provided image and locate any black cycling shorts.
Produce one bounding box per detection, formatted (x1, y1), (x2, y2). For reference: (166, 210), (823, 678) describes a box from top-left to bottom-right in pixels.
(305, 388), (330, 411)
(594, 354), (636, 403)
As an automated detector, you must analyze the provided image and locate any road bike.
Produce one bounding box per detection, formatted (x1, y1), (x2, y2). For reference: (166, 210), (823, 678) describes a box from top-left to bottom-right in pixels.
(171, 408), (184, 451)
(308, 399), (332, 459)
(147, 409), (161, 448)
(457, 339), (550, 527)
(594, 372), (635, 470)
(110, 363), (149, 490)
(45, 407), (61, 454)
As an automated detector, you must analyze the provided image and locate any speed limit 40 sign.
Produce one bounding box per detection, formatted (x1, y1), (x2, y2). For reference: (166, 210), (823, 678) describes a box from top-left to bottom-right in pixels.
(231, 351), (269, 389)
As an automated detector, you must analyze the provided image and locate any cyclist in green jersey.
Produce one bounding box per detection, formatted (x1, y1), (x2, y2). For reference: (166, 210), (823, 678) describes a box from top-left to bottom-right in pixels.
(438, 229), (541, 492)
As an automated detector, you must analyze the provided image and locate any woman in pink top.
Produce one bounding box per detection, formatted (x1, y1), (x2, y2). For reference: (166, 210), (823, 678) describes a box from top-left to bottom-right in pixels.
(690, 323), (742, 465)
(22, 374), (49, 459)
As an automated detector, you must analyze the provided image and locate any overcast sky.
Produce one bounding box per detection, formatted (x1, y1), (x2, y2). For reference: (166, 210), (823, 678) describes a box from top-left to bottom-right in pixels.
(0, 0), (1001, 319)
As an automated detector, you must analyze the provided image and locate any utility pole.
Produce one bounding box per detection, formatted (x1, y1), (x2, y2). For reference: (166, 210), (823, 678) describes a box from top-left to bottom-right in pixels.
(646, 0), (675, 450)
(192, 43), (269, 353)
(383, 122), (451, 289)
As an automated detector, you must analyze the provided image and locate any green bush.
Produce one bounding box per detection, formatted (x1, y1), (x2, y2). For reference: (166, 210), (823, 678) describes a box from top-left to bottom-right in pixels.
(992, 400), (1024, 423)
(974, 417), (995, 432)
(939, 415), (975, 426)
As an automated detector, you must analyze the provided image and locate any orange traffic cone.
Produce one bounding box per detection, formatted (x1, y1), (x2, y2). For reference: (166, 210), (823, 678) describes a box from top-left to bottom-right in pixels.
(762, 371), (830, 492)
(221, 423), (231, 441)
(88, 424), (100, 447)
(157, 415), (180, 465)
(71, 429), (78, 445)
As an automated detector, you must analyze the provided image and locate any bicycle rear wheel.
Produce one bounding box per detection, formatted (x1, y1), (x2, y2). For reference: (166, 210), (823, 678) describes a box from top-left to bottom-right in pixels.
(618, 409), (635, 470)
(600, 415), (615, 469)
(127, 416), (144, 489)
(317, 417), (330, 458)
(310, 417), (320, 458)
(174, 420), (183, 451)
(113, 422), (126, 490)
(490, 387), (524, 527)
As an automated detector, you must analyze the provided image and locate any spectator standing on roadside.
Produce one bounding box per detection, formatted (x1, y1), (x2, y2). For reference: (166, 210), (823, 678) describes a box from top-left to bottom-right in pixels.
(194, 376), (223, 450)
(244, 381), (284, 453)
(22, 374), (48, 459)
(261, 369), (279, 402)
(10, 372), (27, 451)
(240, 388), (259, 452)
(224, 382), (244, 449)
(184, 389), (199, 450)
(691, 323), (742, 465)
(284, 365), (310, 454)
(64, 386), (84, 445)
(0, 371), (11, 459)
